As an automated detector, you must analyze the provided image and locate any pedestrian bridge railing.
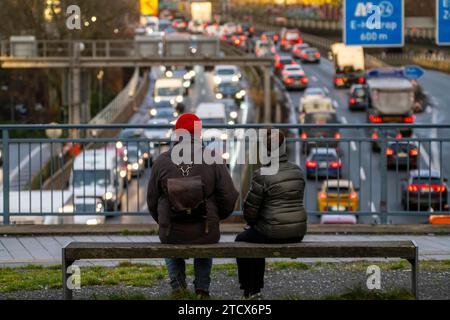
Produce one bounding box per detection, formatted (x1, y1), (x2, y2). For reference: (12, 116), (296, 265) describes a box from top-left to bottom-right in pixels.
(1, 124), (450, 226)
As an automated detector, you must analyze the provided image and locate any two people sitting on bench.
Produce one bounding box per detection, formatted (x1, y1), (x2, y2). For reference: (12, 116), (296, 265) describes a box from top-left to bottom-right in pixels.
(147, 113), (239, 298)
(147, 115), (306, 299)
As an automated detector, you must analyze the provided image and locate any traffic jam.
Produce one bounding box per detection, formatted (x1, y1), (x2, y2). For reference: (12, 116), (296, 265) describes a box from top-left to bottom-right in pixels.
(58, 9), (449, 226)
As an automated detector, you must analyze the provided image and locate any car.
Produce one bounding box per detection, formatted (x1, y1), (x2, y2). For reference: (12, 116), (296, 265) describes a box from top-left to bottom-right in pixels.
(123, 144), (146, 178)
(302, 87), (328, 101)
(401, 170), (449, 211)
(300, 111), (341, 152)
(348, 84), (370, 111)
(154, 77), (186, 106)
(215, 81), (246, 103)
(228, 33), (249, 50)
(196, 102), (228, 142)
(213, 65), (241, 85)
(305, 148), (342, 180)
(292, 43), (310, 59)
(254, 40), (276, 58)
(144, 118), (172, 148)
(116, 129), (152, 168)
(152, 106), (178, 124)
(281, 64), (309, 90)
(274, 55), (297, 75)
(220, 22), (241, 35)
(221, 98), (240, 124)
(188, 20), (207, 34)
(280, 28), (302, 51)
(172, 19), (188, 31)
(241, 23), (255, 37)
(261, 31), (279, 44)
(149, 101), (179, 120)
(164, 66), (195, 88)
(300, 47), (321, 63)
(386, 141), (419, 170)
(299, 96), (334, 114)
(370, 128), (411, 152)
(317, 180), (359, 213)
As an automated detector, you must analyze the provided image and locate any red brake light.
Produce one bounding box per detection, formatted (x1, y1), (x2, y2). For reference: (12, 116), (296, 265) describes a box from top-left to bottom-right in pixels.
(371, 133), (379, 139)
(335, 78), (344, 85)
(274, 35), (279, 41)
(330, 161), (342, 169)
(334, 133), (341, 139)
(282, 39), (287, 45)
(408, 184), (419, 192)
(275, 62), (283, 69)
(271, 47), (276, 53)
(301, 77), (309, 84)
(432, 185), (446, 192)
(349, 98), (356, 105)
(285, 78), (294, 84)
(409, 149), (418, 156)
(249, 27), (254, 33)
(385, 148), (394, 156)
(296, 38), (302, 44)
(349, 192), (358, 200)
(369, 115), (383, 123)
(220, 36), (227, 41)
(358, 77), (366, 84)
(301, 133), (308, 140)
(395, 133), (403, 139)
(319, 192), (327, 199)
(306, 160), (317, 168)
(315, 52), (321, 58)
(404, 115), (416, 123)
(231, 35), (236, 41)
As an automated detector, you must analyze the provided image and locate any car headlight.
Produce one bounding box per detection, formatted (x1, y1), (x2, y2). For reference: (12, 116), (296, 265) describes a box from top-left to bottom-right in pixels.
(176, 95), (183, 103)
(183, 73), (190, 80)
(86, 219), (99, 226)
(123, 156), (128, 162)
(239, 90), (246, 96)
(165, 70), (173, 78)
(232, 75), (239, 82)
(183, 81), (191, 88)
(138, 159), (144, 165)
(216, 93), (223, 99)
(170, 99), (175, 105)
(230, 111), (238, 119)
(127, 164), (132, 170)
(154, 96), (161, 103)
(119, 170), (127, 178)
(116, 141), (123, 149)
(222, 152), (230, 160)
(96, 202), (104, 212)
(132, 163), (139, 170)
(150, 108), (157, 116)
(214, 76), (221, 84)
(173, 111), (179, 117)
(188, 70), (196, 78)
(103, 192), (113, 201)
(228, 120), (235, 125)
(143, 152), (149, 159)
(220, 133), (228, 140)
(58, 205), (74, 213)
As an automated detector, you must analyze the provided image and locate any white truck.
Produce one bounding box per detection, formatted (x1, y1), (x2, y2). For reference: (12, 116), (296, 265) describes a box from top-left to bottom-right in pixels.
(190, 2), (212, 24)
(330, 43), (366, 88)
(69, 147), (125, 223)
(195, 102), (228, 142)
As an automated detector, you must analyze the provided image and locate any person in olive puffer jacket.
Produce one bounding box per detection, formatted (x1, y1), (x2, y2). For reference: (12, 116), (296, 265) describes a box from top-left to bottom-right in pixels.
(236, 128), (307, 298)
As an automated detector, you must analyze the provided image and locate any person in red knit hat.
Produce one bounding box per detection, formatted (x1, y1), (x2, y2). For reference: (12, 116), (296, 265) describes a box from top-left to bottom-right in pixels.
(147, 113), (238, 299)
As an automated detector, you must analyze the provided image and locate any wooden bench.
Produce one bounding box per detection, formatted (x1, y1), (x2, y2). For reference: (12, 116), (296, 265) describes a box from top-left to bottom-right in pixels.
(62, 241), (419, 300)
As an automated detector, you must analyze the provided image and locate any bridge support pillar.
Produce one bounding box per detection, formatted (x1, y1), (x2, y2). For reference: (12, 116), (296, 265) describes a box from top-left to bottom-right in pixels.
(263, 66), (271, 123)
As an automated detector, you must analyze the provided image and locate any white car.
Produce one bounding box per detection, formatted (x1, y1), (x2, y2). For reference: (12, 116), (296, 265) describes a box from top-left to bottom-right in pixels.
(144, 118), (172, 145)
(213, 65), (242, 85)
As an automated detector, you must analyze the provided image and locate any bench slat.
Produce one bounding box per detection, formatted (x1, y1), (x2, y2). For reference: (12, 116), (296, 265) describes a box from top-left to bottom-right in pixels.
(63, 241), (417, 260)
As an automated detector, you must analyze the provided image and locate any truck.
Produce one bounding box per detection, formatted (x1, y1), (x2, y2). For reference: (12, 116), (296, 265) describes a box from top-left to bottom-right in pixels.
(190, 1), (212, 24)
(330, 43), (366, 88)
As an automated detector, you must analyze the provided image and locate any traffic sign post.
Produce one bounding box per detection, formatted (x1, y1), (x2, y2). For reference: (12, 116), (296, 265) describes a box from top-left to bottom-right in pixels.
(344, 0), (404, 47)
(403, 65), (425, 80)
(437, 0), (450, 45)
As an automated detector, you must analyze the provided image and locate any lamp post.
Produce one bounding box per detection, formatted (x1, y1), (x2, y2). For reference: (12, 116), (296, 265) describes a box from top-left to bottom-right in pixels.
(97, 69), (104, 110)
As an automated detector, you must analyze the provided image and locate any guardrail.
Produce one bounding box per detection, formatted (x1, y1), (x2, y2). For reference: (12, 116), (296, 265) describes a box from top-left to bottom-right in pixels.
(1, 124), (450, 226)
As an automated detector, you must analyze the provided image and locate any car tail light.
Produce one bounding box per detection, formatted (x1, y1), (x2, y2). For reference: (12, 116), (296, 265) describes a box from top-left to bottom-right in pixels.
(358, 77), (366, 84)
(301, 77), (309, 84)
(173, 22), (178, 27)
(369, 115), (383, 123)
(282, 39), (287, 46)
(240, 35), (247, 40)
(220, 36), (227, 41)
(334, 133), (341, 139)
(319, 192), (327, 199)
(284, 78), (294, 84)
(274, 54), (280, 60)
(234, 39), (240, 45)
(335, 78), (344, 85)
(271, 47), (276, 53)
(371, 133), (379, 139)
(330, 161), (342, 169)
(274, 35), (279, 41)
(404, 115), (416, 123)
(296, 38), (302, 44)
(349, 98), (356, 105)
(275, 62), (283, 69)
(261, 35), (267, 40)
(315, 52), (321, 58)
(385, 148), (394, 156)
(182, 22), (187, 27)
(203, 23), (208, 28)
(306, 160), (317, 168)
(349, 192), (358, 200)
(395, 133), (403, 139)
(409, 149), (418, 156)
(231, 35), (236, 41)
(249, 27), (254, 33)
(432, 185), (446, 192)
(301, 132), (308, 140)
(294, 49), (301, 54)
(408, 184), (418, 192)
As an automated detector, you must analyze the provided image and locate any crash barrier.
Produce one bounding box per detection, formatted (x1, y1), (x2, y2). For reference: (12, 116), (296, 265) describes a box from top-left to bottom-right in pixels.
(1, 124), (450, 226)
(62, 240), (419, 300)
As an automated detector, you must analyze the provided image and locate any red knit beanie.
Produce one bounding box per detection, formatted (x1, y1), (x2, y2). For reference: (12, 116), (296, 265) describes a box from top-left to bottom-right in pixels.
(175, 113), (202, 136)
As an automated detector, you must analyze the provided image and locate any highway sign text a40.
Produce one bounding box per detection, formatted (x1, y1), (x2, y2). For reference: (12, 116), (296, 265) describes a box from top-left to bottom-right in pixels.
(344, 0), (405, 47)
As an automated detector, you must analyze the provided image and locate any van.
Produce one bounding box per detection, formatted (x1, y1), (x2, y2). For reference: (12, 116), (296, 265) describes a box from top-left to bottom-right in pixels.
(299, 96), (335, 114)
(70, 148), (125, 223)
(154, 77), (185, 106)
(195, 102), (228, 141)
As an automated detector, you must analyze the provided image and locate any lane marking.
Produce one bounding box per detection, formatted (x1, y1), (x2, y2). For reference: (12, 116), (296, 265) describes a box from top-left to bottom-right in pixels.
(371, 202), (376, 213)
(360, 167), (366, 181)
(333, 100), (339, 109)
(9, 145), (43, 183)
(350, 141), (357, 152)
(324, 87), (330, 94)
(312, 75), (318, 82)
(340, 116), (348, 124)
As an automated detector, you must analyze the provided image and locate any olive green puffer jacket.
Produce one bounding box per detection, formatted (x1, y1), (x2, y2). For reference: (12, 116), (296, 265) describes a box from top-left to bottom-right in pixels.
(243, 145), (307, 239)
